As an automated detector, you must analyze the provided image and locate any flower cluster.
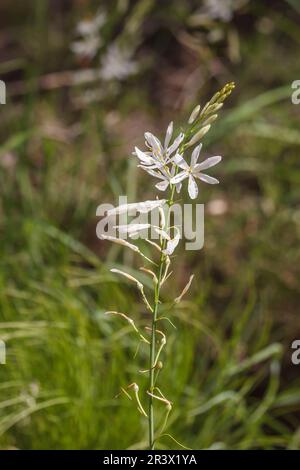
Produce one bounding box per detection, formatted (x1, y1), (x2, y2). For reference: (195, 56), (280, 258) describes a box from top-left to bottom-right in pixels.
(133, 82), (235, 199)
(135, 131), (221, 200)
(101, 44), (138, 81)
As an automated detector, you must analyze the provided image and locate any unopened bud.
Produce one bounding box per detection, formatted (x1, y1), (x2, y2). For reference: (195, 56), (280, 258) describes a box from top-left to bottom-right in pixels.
(133, 383), (139, 393)
(157, 361), (163, 369)
(202, 114), (218, 127)
(209, 91), (220, 105)
(219, 82), (235, 102)
(188, 104), (201, 124)
(207, 103), (223, 114)
(186, 125), (211, 147)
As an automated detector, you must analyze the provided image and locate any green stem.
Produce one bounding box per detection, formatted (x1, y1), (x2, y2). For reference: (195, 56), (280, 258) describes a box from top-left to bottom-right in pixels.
(148, 183), (176, 450)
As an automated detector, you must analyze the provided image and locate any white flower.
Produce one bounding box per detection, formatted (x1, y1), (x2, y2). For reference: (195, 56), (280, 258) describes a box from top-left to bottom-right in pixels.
(134, 122), (185, 194)
(71, 11), (106, 59)
(153, 168), (173, 192)
(100, 44), (138, 81)
(203, 0), (234, 22)
(76, 11), (106, 36)
(144, 123), (184, 161)
(171, 144), (222, 199)
(134, 147), (165, 170)
(71, 36), (100, 59)
(134, 123), (184, 172)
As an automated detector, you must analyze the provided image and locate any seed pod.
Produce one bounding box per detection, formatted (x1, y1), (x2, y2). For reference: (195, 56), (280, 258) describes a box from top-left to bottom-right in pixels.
(174, 274), (194, 303)
(102, 235), (139, 252)
(110, 269), (143, 289)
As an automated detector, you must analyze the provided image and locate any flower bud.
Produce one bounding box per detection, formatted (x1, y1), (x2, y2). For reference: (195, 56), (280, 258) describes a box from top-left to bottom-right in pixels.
(209, 91), (220, 105)
(188, 104), (201, 124)
(207, 103), (223, 114)
(186, 125), (211, 147)
(202, 114), (218, 127)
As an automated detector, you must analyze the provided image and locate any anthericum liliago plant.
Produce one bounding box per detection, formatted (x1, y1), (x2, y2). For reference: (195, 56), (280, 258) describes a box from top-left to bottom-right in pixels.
(102, 83), (235, 450)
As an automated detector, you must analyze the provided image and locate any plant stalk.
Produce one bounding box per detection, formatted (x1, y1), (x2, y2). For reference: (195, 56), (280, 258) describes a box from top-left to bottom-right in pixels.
(148, 183), (176, 450)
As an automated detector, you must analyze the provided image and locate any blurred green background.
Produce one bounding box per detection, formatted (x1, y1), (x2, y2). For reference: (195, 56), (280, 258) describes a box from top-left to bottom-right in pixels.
(0, 0), (299, 450)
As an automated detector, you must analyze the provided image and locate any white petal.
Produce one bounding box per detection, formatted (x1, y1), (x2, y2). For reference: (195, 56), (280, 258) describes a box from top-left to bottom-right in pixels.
(172, 153), (189, 170)
(133, 149), (151, 156)
(77, 12), (106, 35)
(107, 199), (166, 216)
(195, 155), (222, 171)
(141, 162), (165, 170)
(115, 223), (150, 234)
(166, 133), (184, 156)
(196, 173), (219, 184)
(164, 121), (173, 149)
(171, 153), (183, 165)
(173, 154), (189, 170)
(155, 180), (169, 191)
(170, 171), (189, 185)
(144, 132), (163, 154)
(159, 167), (170, 178)
(138, 166), (164, 179)
(135, 147), (154, 165)
(163, 229), (180, 255)
(191, 144), (202, 168)
(154, 227), (170, 240)
(188, 175), (198, 199)
(175, 182), (182, 193)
